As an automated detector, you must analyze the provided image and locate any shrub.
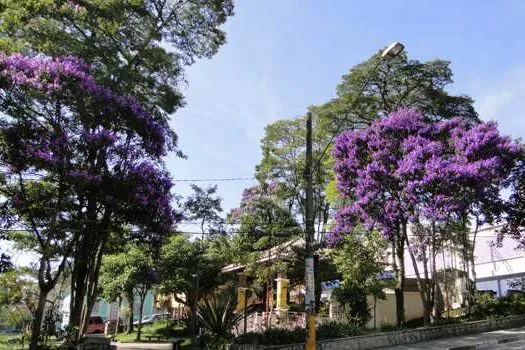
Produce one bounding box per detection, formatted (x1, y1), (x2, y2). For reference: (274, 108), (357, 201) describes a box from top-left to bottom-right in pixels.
(332, 281), (371, 327)
(196, 289), (256, 338)
(235, 322), (362, 345)
(471, 291), (525, 320)
(235, 328), (306, 346)
(380, 322), (402, 332)
(317, 322), (361, 339)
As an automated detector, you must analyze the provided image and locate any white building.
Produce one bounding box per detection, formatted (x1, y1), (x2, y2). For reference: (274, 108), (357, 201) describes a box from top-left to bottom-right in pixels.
(405, 225), (525, 299)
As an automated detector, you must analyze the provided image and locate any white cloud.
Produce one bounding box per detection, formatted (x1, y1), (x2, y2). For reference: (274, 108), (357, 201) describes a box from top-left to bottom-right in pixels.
(474, 65), (525, 139)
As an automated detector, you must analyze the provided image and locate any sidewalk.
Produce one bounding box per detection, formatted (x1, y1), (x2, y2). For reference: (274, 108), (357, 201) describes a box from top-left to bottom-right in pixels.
(389, 325), (525, 349)
(112, 343), (172, 350)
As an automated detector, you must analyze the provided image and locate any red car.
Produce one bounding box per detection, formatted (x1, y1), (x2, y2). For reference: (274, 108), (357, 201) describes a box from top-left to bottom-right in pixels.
(86, 316), (105, 334)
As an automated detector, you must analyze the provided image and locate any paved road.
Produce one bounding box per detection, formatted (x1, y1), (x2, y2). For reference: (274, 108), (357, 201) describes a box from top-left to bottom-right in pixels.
(112, 327), (525, 350)
(389, 326), (525, 349)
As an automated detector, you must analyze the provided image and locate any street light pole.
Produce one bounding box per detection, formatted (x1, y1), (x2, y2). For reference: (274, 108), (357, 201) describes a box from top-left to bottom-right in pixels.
(303, 42), (405, 349)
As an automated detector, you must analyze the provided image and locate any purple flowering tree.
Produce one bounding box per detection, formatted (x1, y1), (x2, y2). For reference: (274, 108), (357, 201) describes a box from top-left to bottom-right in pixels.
(0, 53), (176, 347)
(332, 108), (521, 325)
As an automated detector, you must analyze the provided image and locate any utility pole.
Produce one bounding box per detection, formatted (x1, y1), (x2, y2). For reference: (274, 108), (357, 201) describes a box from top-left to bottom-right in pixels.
(304, 111), (316, 349)
(301, 42), (404, 349)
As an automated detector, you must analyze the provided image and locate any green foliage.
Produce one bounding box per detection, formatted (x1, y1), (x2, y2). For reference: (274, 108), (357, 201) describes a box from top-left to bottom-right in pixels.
(235, 328), (306, 346)
(328, 231), (389, 323)
(332, 50), (478, 125)
(235, 322), (361, 345)
(100, 244), (157, 303)
(113, 321), (188, 343)
(0, 0), (235, 116)
(329, 231), (388, 285)
(184, 184), (225, 237)
(316, 321), (361, 339)
(380, 322), (403, 332)
(196, 289), (256, 338)
(256, 116), (332, 235)
(332, 281), (371, 327)
(0, 269), (37, 330)
(471, 292), (525, 320)
(158, 234), (226, 305)
(41, 306), (61, 339)
(99, 243), (158, 340)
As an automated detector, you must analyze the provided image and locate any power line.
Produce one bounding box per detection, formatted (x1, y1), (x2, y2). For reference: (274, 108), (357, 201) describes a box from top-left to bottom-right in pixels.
(173, 177), (256, 183)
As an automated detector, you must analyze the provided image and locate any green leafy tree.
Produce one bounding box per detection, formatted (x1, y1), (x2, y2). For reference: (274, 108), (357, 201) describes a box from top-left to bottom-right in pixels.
(158, 234), (227, 335)
(99, 245), (157, 340)
(0, 231), (12, 273)
(256, 118), (332, 241)
(0, 0), (234, 116)
(184, 184), (225, 239)
(0, 1), (235, 339)
(317, 50), (478, 132)
(331, 281), (370, 327)
(227, 183), (301, 310)
(0, 269), (37, 332)
(99, 254), (129, 334)
(256, 50), (479, 243)
(328, 231), (389, 327)
(126, 246), (158, 341)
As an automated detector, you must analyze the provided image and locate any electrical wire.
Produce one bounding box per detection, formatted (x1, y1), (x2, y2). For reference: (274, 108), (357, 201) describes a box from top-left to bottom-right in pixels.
(172, 177), (256, 182)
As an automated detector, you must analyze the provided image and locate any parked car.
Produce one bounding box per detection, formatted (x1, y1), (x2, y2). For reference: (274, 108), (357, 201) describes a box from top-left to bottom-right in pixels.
(86, 316), (105, 334)
(133, 312), (170, 325)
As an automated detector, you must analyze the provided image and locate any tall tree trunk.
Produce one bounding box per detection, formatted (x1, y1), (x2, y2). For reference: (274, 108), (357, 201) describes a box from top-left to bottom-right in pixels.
(460, 214), (473, 313)
(393, 222), (406, 326)
(30, 287), (49, 350)
(115, 297), (122, 335)
(407, 237), (432, 326)
(468, 218), (480, 301)
(126, 291), (134, 334)
(78, 237), (106, 340)
(136, 288), (147, 341)
(69, 235), (91, 339)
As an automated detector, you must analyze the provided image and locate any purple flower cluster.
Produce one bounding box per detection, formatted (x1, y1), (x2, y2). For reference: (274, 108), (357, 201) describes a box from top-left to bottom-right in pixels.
(331, 108), (522, 243)
(0, 53), (168, 157)
(0, 52), (176, 234)
(230, 182), (279, 219)
(69, 169), (102, 183)
(84, 129), (118, 144)
(126, 162), (175, 225)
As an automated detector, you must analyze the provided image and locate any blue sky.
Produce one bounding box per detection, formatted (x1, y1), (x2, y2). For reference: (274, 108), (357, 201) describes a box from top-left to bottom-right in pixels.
(168, 0), (525, 228)
(8, 0), (525, 265)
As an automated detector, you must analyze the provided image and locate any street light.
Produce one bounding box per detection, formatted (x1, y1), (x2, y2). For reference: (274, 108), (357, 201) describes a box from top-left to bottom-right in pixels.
(304, 41), (405, 350)
(382, 41), (405, 60)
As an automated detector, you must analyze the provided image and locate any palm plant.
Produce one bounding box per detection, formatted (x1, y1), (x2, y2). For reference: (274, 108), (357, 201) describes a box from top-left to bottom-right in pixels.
(196, 290), (256, 338)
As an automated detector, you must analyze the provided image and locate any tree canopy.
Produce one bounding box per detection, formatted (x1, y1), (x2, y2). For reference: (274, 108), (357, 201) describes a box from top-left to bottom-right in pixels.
(0, 53), (176, 345)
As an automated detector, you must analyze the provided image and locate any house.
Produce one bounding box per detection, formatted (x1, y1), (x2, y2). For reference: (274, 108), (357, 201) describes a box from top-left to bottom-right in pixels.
(221, 237), (426, 328)
(60, 291), (160, 329)
(223, 224), (524, 330)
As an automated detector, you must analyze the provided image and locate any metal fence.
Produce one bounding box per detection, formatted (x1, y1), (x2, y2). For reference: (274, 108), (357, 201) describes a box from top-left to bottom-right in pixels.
(235, 311), (346, 335)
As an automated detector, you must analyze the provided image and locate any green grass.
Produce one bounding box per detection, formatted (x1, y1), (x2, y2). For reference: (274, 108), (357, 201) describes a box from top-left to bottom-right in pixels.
(0, 333), (28, 349)
(113, 321), (191, 345)
(0, 334), (59, 350)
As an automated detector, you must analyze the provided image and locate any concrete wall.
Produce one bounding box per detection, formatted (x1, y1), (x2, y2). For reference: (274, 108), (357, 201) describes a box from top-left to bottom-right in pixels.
(229, 315), (525, 350)
(368, 291), (423, 328)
